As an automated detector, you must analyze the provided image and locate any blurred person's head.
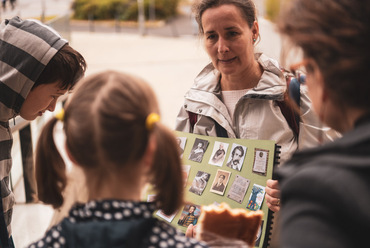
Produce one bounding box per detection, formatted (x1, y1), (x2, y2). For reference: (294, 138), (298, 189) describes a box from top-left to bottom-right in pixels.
(278, 0), (370, 132)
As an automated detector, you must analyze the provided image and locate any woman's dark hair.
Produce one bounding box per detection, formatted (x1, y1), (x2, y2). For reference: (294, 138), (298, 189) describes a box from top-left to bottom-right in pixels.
(278, 0), (370, 110)
(192, 0), (257, 34)
(36, 71), (184, 215)
(33, 44), (86, 90)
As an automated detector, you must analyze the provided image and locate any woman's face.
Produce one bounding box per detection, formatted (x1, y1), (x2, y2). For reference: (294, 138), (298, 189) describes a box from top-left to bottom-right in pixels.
(201, 4), (258, 77)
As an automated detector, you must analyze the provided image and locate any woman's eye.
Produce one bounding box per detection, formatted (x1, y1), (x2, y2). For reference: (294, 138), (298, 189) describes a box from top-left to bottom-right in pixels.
(228, 31), (238, 37)
(206, 34), (216, 40)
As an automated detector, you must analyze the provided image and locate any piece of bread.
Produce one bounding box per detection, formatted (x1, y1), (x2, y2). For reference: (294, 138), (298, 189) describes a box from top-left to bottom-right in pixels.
(196, 202), (263, 247)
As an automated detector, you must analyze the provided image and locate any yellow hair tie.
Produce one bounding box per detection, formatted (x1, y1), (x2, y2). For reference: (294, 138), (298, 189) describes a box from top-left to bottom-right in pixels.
(146, 113), (160, 131)
(55, 109), (65, 122)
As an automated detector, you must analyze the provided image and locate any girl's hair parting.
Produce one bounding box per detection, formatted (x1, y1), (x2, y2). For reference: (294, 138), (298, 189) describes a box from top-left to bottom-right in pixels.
(36, 70), (184, 214)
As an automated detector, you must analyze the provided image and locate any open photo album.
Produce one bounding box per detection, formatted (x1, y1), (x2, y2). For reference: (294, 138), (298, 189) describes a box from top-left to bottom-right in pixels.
(146, 131), (280, 248)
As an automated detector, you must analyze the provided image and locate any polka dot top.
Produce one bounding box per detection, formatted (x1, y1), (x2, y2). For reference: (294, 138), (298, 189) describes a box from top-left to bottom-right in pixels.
(27, 200), (209, 248)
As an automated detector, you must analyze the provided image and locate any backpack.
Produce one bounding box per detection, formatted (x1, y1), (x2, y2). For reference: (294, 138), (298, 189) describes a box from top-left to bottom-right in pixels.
(187, 73), (306, 138)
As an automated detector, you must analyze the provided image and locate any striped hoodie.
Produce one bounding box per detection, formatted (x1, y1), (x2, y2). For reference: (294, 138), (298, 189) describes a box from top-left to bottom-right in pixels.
(0, 16), (67, 240)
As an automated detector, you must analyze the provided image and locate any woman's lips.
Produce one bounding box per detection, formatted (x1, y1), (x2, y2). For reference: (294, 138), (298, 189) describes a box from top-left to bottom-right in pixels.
(218, 57), (237, 63)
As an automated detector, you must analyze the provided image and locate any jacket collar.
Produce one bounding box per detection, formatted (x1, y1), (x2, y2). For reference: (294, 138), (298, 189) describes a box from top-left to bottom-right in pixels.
(192, 53), (286, 100)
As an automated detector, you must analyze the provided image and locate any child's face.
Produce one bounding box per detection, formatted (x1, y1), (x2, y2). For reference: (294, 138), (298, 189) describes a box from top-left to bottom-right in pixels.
(20, 81), (68, 120)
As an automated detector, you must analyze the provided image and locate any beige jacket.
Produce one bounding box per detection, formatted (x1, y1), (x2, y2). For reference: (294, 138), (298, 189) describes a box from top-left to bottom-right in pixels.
(175, 53), (339, 164)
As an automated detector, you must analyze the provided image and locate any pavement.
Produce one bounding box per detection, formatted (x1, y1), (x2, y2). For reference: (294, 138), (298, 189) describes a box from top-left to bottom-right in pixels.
(2, 0), (285, 247)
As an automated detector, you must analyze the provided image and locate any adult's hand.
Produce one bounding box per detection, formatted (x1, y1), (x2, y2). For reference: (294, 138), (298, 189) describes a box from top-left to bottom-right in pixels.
(265, 179), (281, 212)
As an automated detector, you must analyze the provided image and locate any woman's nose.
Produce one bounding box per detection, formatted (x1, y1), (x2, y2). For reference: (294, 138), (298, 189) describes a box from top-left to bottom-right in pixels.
(218, 37), (230, 54)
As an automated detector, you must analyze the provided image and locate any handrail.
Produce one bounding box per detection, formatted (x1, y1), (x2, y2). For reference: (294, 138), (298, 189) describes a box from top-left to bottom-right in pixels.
(9, 116), (30, 133)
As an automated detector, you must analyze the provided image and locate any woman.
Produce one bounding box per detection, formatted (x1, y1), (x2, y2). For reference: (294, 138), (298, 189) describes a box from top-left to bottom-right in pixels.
(29, 71), (208, 248)
(276, 0), (370, 247)
(175, 0), (338, 213)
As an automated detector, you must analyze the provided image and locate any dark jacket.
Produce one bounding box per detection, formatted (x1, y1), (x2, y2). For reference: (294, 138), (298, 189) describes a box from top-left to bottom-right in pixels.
(28, 200), (208, 248)
(0, 16), (67, 239)
(277, 114), (370, 248)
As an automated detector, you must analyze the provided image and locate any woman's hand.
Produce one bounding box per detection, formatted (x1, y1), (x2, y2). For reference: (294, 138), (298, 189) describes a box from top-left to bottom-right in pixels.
(265, 179), (281, 212)
(185, 224), (197, 238)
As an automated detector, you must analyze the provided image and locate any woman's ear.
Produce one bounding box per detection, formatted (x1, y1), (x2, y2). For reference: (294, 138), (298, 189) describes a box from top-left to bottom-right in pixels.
(252, 21), (259, 40)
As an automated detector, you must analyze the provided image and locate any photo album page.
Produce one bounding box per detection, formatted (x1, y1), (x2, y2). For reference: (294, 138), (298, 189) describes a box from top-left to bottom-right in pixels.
(145, 131), (280, 248)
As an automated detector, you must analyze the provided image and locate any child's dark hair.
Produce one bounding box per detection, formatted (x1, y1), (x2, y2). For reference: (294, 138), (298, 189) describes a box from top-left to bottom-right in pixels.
(33, 44), (86, 90)
(35, 71), (184, 214)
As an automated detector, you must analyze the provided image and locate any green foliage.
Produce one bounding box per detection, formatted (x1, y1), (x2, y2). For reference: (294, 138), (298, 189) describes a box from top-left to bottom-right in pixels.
(72, 0), (180, 20)
(265, 0), (281, 22)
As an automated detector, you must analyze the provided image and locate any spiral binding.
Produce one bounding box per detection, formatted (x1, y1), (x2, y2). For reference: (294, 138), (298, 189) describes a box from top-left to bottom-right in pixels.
(261, 144), (281, 248)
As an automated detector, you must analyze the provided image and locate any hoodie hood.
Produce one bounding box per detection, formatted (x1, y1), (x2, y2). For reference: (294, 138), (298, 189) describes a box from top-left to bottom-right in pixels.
(0, 16), (68, 122)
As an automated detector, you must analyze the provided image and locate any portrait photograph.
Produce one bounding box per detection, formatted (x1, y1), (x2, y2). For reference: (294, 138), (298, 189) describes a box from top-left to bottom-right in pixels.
(177, 203), (201, 227)
(188, 138), (209, 163)
(209, 141), (229, 167)
(189, 171), (210, 196)
(225, 143), (247, 171)
(210, 169), (231, 196)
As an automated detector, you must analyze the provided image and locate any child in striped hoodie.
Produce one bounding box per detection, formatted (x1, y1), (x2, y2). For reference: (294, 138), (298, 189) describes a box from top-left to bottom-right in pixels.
(0, 16), (86, 247)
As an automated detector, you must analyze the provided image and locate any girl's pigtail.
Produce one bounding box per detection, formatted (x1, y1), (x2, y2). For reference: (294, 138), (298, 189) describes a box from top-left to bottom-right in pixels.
(151, 125), (183, 215)
(35, 118), (67, 209)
